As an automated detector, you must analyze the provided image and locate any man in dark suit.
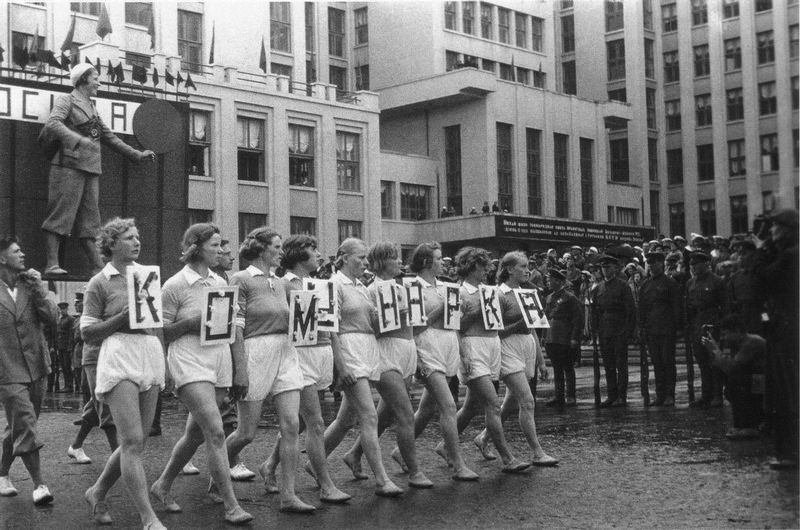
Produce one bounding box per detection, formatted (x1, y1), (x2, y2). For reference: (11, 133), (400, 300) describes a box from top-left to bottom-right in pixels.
(0, 237), (57, 505)
(40, 63), (155, 275)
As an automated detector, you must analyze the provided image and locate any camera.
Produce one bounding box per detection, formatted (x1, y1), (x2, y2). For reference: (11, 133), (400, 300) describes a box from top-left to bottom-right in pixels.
(753, 214), (773, 240)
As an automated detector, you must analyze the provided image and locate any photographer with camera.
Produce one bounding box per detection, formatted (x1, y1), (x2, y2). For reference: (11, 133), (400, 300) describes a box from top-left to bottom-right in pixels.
(753, 208), (799, 470)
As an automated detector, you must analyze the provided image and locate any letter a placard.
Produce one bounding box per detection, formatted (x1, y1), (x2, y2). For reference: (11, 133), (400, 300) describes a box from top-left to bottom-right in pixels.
(479, 285), (504, 331)
(290, 290), (319, 346)
(127, 265), (163, 329)
(374, 279), (401, 333)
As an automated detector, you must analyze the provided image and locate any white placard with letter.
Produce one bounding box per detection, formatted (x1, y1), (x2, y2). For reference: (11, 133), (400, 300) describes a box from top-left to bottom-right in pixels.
(126, 265), (163, 329)
(374, 279), (401, 333)
(440, 282), (461, 330)
(290, 290), (319, 346)
(303, 278), (339, 332)
(402, 277), (427, 326)
(479, 285), (504, 331)
(513, 288), (550, 329)
(201, 286), (238, 345)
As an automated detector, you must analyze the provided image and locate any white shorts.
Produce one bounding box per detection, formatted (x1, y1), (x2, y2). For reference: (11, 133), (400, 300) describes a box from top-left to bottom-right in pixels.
(167, 335), (232, 390)
(296, 344), (334, 391)
(500, 333), (535, 379)
(96, 333), (165, 403)
(242, 334), (304, 402)
(338, 333), (380, 382)
(414, 328), (460, 378)
(458, 335), (501, 384)
(377, 337), (417, 378)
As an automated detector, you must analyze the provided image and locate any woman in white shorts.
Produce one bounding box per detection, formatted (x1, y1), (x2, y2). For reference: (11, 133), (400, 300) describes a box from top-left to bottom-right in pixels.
(342, 242), (433, 489)
(81, 218), (166, 529)
(453, 247), (530, 473)
(473, 252), (557, 467)
(322, 238), (403, 497)
(257, 235), (350, 504)
(149, 223), (252, 524)
(397, 242), (478, 481)
(222, 227), (313, 513)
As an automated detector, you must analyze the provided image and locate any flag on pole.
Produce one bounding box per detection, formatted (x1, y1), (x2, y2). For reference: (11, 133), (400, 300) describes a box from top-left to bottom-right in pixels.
(29, 26), (40, 62)
(12, 46), (29, 69)
(177, 71), (184, 87)
(61, 14), (76, 52)
(107, 60), (115, 83)
(44, 50), (62, 69)
(165, 69), (174, 86)
(510, 54), (516, 83)
(95, 57), (102, 76)
(152, 67), (160, 87)
(113, 63), (124, 84)
(185, 73), (197, 90)
(259, 37), (267, 73)
(147, 9), (156, 50)
(61, 53), (71, 70)
(97, 2), (113, 39)
(208, 21), (215, 64)
(0, 44), (4, 64)
(132, 64), (147, 84)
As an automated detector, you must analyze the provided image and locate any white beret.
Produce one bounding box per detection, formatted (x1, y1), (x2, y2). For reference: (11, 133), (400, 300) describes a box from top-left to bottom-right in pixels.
(70, 63), (95, 87)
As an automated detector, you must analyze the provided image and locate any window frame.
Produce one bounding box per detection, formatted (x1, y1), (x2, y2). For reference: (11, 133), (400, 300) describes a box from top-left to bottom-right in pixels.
(667, 148), (684, 186)
(328, 7), (345, 58)
(727, 88), (744, 121)
(692, 0), (708, 25)
(237, 116), (265, 183)
(665, 99), (681, 131)
(757, 31), (775, 64)
(288, 124), (315, 187)
(696, 144), (715, 182)
(728, 139), (746, 177)
(400, 183), (432, 221)
(609, 137), (630, 183)
(758, 81), (777, 116)
(760, 134), (779, 172)
(177, 9), (203, 73)
(695, 93), (712, 127)
(662, 3), (678, 32)
(724, 38), (742, 71)
(663, 50), (679, 83)
(336, 131), (361, 192)
(554, 133), (570, 218)
(270, 2), (292, 53)
(189, 110), (211, 177)
(354, 7), (368, 45)
(694, 44), (710, 77)
(526, 128), (543, 215)
(606, 39), (626, 81)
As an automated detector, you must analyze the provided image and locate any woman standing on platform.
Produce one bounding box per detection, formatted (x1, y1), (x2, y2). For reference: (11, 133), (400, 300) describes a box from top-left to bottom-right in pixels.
(149, 223), (252, 524)
(81, 218), (165, 529)
(322, 238), (403, 497)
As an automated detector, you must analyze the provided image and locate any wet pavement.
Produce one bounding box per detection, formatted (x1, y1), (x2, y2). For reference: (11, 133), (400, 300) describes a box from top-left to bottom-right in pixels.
(1, 363), (797, 529)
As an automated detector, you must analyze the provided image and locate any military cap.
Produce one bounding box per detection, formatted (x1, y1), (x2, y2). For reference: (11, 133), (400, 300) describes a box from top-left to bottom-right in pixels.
(442, 257), (453, 263)
(673, 235), (687, 243)
(570, 245), (582, 251)
(547, 268), (567, 281)
(660, 237), (673, 244)
(57, 301), (69, 308)
(587, 246), (599, 254)
(598, 254), (620, 265)
(770, 208), (799, 228)
(648, 240), (661, 247)
(645, 251), (666, 262)
(689, 251), (711, 264)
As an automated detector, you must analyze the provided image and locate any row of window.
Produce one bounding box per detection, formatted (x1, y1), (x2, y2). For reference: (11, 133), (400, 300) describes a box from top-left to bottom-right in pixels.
(662, 0), (779, 34)
(445, 51), (546, 87)
(188, 112), (362, 191)
(444, 2), (545, 52)
(668, 192), (768, 239)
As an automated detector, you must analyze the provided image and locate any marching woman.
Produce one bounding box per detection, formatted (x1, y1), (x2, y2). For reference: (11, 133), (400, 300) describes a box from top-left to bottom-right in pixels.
(342, 242), (433, 488)
(148, 223), (252, 524)
(221, 227), (314, 513)
(258, 235), (351, 504)
(81, 218), (166, 529)
(473, 252), (558, 466)
(452, 247), (530, 473)
(322, 238), (403, 497)
(399, 242), (479, 481)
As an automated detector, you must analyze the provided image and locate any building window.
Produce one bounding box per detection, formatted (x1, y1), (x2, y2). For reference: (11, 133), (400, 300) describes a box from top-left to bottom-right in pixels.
(533, 70), (546, 88)
(463, 54), (479, 68)
(336, 132), (360, 192)
(328, 7), (345, 57)
(338, 220), (362, 243)
(237, 117), (264, 182)
(609, 88), (627, 102)
(290, 216), (316, 236)
(329, 65), (346, 93)
(606, 39), (625, 81)
(723, 0), (739, 18)
(646, 88), (656, 129)
(482, 58), (496, 73)
(755, 0), (772, 11)
(354, 7), (368, 45)
(610, 138), (629, 183)
(694, 44), (710, 77)
(665, 99), (681, 131)
(381, 181), (394, 218)
(667, 148), (683, 185)
(730, 196), (748, 234)
(695, 94), (712, 127)
(554, 134), (569, 218)
(791, 25), (799, 59)
(699, 199), (716, 235)
(643, 0), (653, 29)
(669, 203), (685, 236)
(446, 50), (460, 71)
(496, 123), (513, 211)
(562, 15), (575, 53)
(616, 207), (638, 226)
(270, 2), (291, 52)
(499, 63), (514, 81)
(605, 0), (624, 32)
(480, 3), (493, 40)
(563, 61), (576, 95)
(188, 209), (213, 226)
(757, 31), (774, 64)
(760, 134), (779, 172)
(289, 125), (314, 187)
(239, 213), (268, 249)
(462, 2), (475, 35)
(527, 129), (542, 215)
(644, 39), (654, 79)
(355, 65), (369, 91)
(663, 51), (679, 83)
(759, 82), (777, 115)
(648, 138), (658, 182)
(445, 1), (457, 30)
(271, 63), (292, 79)
(515, 13), (528, 48)
(650, 190), (660, 229)
(189, 111), (211, 176)
(517, 67), (530, 85)
(401, 184), (431, 221)
(728, 139), (746, 177)
(662, 3), (677, 32)
(763, 191), (776, 214)
(692, 0), (708, 25)
(727, 88), (744, 121)
(178, 10), (202, 73)
(125, 2), (152, 26)
(793, 77), (799, 110)
(498, 8), (510, 43)
(580, 138), (594, 221)
(305, 2), (315, 52)
(531, 17), (543, 51)
(71, 2), (100, 16)
(724, 38), (741, 71)
(125, 51), (152, 70)
(697, 144), (714, 182)
(445, 125), (463, 215)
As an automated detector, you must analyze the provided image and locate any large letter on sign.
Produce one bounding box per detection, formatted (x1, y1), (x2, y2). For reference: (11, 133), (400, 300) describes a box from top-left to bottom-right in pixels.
(440, 282), (461, 330)
(479, 285), (504, 331)
(127, 265), (163, 329)
(303, 278), (339, 332)
(374, 279), (401, 333)
(290, 290), (318, 346)
(402, 277), (427, 326)
(513, 289), (540, 329)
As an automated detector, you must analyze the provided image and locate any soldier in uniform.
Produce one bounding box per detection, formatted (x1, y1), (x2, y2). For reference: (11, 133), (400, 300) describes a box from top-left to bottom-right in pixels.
(638, 251), (682, 406)
(594, 255), (636, 407)
(685, 252), (729, 408)
(543, 269), (583, 407)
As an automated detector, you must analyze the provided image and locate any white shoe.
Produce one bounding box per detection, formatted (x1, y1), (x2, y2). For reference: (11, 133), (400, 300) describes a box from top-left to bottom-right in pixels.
(32, 485), (53, 506)
(230, 462), (256, 481)
(181, 461), (200, 475)
(67, 445), (92, 464)
(0, 476), (18, 497)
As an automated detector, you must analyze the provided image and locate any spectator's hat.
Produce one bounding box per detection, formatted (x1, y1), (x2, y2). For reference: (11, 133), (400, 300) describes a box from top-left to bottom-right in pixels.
(689, 251), (711, 264)
(570, 245), (582, 251)
(547, 268), (567, 282)
(648, 239), (661, 247)
(645, 251), (666, 263)
(770, 208), (799, 229)
(70, 63), (94, 87)
(598, 254), (619, 265)
(442, 256), (453, 263)
(57, 301), (69, 308)
(587, 246), (599, 254)
(665, 252), (681, 263)
(673, 235), (687, 244)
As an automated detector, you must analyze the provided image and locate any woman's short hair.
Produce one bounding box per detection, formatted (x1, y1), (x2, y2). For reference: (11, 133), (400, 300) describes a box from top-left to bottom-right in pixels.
(239, 227), (280, 261)
(367, 241), (399, 274)
(334, 238), (366, 270)
(496, 250), (528, 284)
(409, 242), (441, 273)
(454, 246), (491, 279)
(97, 217), (136, 259)
(180, 223), (220, 263)
(281, 234), (318, 270)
